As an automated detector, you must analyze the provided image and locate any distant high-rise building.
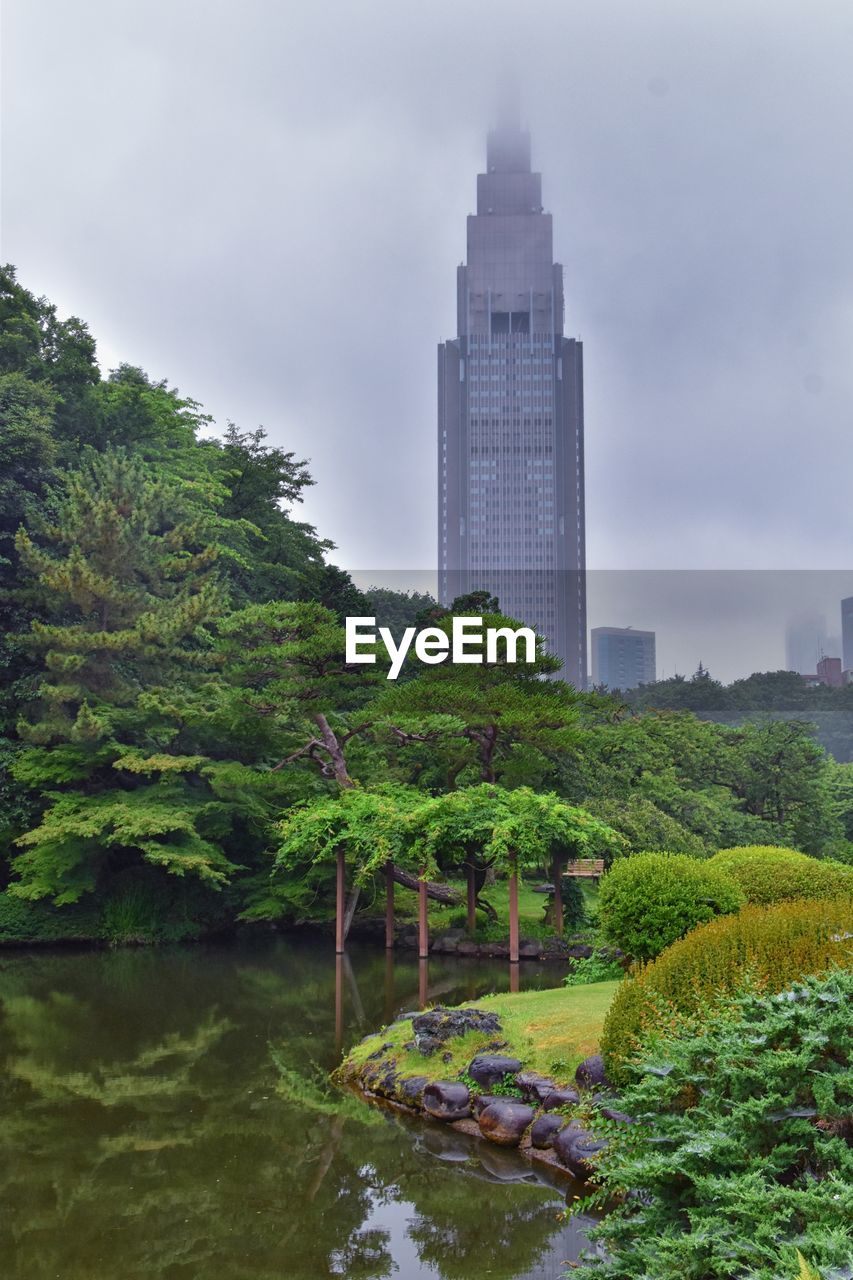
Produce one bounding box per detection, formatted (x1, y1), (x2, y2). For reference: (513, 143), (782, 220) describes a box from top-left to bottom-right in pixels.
(437, 102), (586, 686)
(842, 597), (853, 672)
(785, 613), (831, 675)
(591, 627), (656, 691)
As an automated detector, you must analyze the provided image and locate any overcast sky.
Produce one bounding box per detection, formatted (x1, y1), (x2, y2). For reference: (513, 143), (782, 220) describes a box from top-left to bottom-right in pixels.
(3, 1), (853, 678)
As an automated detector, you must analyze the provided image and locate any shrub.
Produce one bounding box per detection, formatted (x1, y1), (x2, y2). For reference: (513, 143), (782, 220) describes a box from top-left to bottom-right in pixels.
(564, 950), (624, 987)
(574, 969), (853, 1280)
(709, 844), (853, 905)
(601, 897), (853, 1082)
(598, 852), (743, 961)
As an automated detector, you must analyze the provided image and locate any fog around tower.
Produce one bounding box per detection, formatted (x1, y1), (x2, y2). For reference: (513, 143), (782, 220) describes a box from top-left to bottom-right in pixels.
(3, 0), (853, 679)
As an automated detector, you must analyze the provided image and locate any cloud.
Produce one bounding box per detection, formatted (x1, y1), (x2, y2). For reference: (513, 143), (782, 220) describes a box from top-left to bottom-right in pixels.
(4, 0), (853, 675)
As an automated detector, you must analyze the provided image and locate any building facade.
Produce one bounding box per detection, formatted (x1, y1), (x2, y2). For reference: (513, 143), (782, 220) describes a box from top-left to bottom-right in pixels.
(437, 113), (586, 686)
(842, 597), (853, 673)
(591, 626), (656, 691)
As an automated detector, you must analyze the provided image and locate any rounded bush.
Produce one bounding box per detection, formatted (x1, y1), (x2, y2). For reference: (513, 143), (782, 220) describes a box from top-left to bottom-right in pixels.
(708, 845), (853, 905)
(601, 896), (853, 1083)
(598, 852), (744, 962)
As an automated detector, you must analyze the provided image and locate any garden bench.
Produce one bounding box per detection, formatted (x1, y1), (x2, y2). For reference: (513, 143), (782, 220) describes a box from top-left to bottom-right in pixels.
(563, 858), (605, 880)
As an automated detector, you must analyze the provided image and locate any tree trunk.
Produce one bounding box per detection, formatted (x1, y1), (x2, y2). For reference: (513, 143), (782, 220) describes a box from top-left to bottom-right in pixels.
(314, 712), (354, 789)
(391, 865), (462, 905)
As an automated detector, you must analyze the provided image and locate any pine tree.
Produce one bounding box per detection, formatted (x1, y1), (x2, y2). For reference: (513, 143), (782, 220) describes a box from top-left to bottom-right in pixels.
(10, 447), (235, 902)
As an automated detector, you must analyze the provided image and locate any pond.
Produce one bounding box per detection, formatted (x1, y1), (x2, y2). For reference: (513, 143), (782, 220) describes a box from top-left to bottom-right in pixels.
(0, 935), (598, 1279)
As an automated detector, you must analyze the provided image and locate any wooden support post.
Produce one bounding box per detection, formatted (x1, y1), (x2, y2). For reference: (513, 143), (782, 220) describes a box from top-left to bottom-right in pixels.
(418, 956), (429, 1009)
(335, 849), (346, 954)
(509, 854), (519, 965)
(466, 863), (477, 934)
(509, 960), (520, 993)
(552, 852), (563, 937)
(384, 948), (395, 1023)
(334, 953), (344, 1056)
(385, 860), (395, 949)
(418, 871), (429, 960)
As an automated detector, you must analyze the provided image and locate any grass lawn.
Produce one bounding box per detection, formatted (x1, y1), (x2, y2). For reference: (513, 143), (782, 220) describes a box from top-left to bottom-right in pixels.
(343, 979), (619, 1088)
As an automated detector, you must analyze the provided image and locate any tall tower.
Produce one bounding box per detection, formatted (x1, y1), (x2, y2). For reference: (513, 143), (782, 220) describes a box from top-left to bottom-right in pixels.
(437, 109), (587, 686)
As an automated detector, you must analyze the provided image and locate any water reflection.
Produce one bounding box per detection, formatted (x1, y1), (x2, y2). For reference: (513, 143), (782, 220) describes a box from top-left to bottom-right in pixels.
(0, 936), (593, 1279)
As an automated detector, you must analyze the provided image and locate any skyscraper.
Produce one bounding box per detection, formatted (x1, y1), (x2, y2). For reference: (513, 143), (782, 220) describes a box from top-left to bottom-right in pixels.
(591, 626), (656, 691)
(437, 106), (586, 686)
(842, 597), (853, 673)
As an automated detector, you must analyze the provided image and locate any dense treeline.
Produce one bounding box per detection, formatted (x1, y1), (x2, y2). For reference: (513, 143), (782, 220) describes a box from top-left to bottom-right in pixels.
(616, 664), (853, 761)
(2, 266), (852, 943)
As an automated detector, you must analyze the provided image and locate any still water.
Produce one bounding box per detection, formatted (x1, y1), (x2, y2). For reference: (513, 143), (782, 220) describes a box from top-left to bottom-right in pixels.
(0, 935), (597, 1280)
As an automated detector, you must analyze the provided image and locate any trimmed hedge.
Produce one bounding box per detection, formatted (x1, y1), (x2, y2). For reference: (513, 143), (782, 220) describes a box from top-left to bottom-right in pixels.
(601, 896), (853, 1082)
(598, 851), (744, 961)
(709, 844), (853, 905)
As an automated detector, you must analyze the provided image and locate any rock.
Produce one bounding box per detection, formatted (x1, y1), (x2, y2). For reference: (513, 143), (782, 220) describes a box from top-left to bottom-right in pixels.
(467, 1054), (523, 1090)
(372, 1066), (399, 1099)
(515, 1071), (557, 1104)
(530, 1113), (565, 1150)
(565, 944), (595, 961)
(552, 1121), (607, 1180)
(411, 1007), (502, 1055)
(396, 1075), (429, 1107)
(575, 1055), (609, 1091)
(456, 939), (480, 956)
(422, 1081), (471, 1121)
(481, 942), (509, 958)
(414, 1034), (442, 1056)
(541, 1086), (580, 1111)
(441, 1051), (453, 1064)
(477, 1099), (535, 1147)
(430, 934), (459, 955)
(518, 939), (543, 958)
(471, 1093), (498, 1117)
(598, 1105), (635, 1124)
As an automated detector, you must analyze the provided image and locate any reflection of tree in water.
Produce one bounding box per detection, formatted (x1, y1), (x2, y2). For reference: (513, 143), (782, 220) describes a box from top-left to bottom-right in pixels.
(0, 940), (569, 1280)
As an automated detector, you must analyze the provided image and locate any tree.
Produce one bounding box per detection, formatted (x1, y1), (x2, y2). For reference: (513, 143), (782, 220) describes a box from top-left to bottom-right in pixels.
(216, 600), (385, 792)
(10, 447), (235, 902)
(257, 784), (428, 923)
(377, 608), (580, 788)
(412, 784), (622, 926)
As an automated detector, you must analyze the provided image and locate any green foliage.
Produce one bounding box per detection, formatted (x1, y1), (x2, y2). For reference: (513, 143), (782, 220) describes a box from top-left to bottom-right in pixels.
(563, 950), (624, 987)
(556, 873), (587, 930)
(584, 794), (707, 859)
(601, 897), (853, 1082)
(708, 844), (853, 905)
(413, 784), (623, 878)
(375, 607), (580, 787)
(598, 851), (744, 961)
(574, 970), (853, 1280)
(259, 784), (423, 921)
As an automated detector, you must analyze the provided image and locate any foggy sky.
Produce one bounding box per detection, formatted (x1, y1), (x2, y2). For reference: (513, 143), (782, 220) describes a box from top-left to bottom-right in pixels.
(3, 1), (853, 680)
